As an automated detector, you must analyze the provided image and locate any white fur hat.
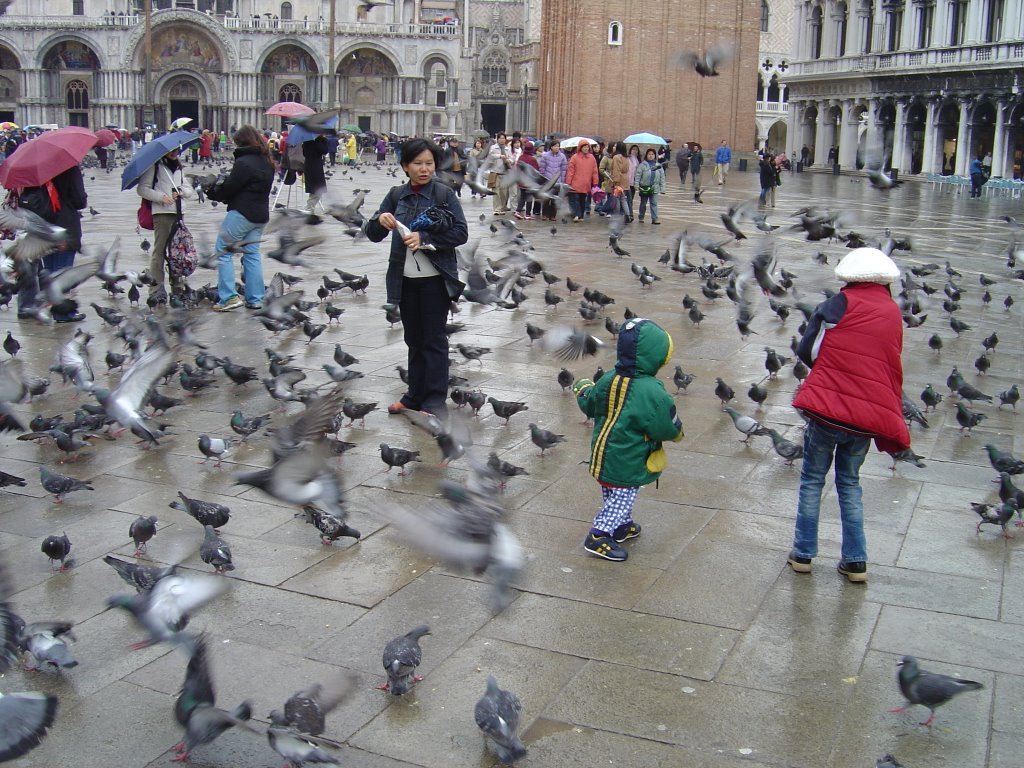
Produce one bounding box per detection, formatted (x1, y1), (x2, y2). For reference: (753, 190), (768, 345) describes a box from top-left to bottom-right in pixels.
(834, 247), (900, 285)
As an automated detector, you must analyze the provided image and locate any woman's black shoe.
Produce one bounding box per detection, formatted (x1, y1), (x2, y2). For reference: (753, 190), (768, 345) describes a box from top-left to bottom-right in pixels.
(54, 312), (86, 323)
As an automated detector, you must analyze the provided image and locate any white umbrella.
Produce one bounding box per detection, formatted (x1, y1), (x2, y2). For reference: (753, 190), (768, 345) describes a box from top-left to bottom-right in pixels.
(559, 136), (598, 149)
(170, 117), (192, 130)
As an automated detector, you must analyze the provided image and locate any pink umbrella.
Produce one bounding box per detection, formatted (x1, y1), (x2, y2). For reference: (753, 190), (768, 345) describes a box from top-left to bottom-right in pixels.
(265, 102), (315, 118)
(0, 126), (100, 189)
(94, 128), (117, 148)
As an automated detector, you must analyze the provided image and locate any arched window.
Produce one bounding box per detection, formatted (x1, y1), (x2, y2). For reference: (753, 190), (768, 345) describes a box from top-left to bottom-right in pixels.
(761, 1), (770, 32)
(66, 79), (88, 127)
(280, 2), (292, 20)
(810, 5), (824, 58)
(482, 52), (507, 85)
(836, 2), (849, 56)
(279, 83), (301, 102)
(608, 21), (623, 45)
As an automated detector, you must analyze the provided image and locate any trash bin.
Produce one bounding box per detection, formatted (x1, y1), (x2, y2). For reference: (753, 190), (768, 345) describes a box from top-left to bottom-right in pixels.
(738, 158), (748, 172)
(796, 161), (803, 173)
(832, 163), (841, 175)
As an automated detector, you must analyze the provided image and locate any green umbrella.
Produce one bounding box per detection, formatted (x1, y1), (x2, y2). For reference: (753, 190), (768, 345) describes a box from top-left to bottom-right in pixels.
(340, 123), (361, 133)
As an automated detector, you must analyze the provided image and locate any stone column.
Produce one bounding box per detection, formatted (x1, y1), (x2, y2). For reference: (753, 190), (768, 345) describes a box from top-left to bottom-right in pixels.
(891, 99), (908, 171)
(900, 1), (916, 49)
(814, 99), (830, 165)
(786, 102), (800, 157)
(991, 99), (1007, 177)
(920, 97), (938, 173)
(954, 98), (970, 175)
(964, 0), (983, 42)
(823, 0), (839, 55)
(838, 99), (858, 166)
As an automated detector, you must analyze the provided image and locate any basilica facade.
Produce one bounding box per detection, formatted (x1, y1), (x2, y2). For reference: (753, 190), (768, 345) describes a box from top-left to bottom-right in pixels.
(0, 0), (540, 137)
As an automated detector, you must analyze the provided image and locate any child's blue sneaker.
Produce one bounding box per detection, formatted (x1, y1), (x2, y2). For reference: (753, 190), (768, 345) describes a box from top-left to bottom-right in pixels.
(612, 522), (642, 543)
(584, 533), (628, 561)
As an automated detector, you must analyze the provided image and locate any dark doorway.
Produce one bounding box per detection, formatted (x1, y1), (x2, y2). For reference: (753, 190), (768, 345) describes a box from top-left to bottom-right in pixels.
(0, 110), (13, 123)
(480, 103), (506, 137)
(358, 115), (371, 132)
(169, 99), (199, 129)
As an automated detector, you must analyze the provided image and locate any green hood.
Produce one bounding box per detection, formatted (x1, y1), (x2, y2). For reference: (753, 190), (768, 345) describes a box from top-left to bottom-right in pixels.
(614, 319), (673, 377)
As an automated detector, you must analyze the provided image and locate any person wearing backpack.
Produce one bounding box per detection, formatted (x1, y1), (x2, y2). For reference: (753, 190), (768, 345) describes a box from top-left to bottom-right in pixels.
(206, 125), (275, 312)
(636, 148), (665, 224)
(137, 147), (194, 302)
(16, 165), (88, 322)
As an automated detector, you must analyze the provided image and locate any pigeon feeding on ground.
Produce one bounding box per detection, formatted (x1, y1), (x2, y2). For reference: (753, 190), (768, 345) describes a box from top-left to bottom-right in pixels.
(974, 500), (1018, 538)
(475, 675), (527, 764)
(199, 525), (234, 574)
(103, 555), (175, 593)
(129, 515), (158, 556)
(270, 671), (355, 735)
(39, 466), (93, 503)
(377, 625), (431, 696)
(41, 534), (72, 572)
(198, 435), (231, 467)
(768, 429), (804, 465)
(529, 423), (566, 456)
(170, 492), (231, 530)
(889, 655), (984, 727)
(379, 443), (421, 476)
(489, 398), (529, 425)
(955, 402), (986, 433)
(724, 407), (771, 444)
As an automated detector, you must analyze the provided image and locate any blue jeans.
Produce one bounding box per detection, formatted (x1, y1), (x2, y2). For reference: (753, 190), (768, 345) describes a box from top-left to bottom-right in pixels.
(638, 193), (658, 220)
(18, 250), (76, 317)
(215, 209), (265, 305)
(569, 192), (587, 219)
(792, 418), (870, 563)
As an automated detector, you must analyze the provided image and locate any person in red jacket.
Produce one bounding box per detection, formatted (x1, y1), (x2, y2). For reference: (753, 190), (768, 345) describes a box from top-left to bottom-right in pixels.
(787, 247), (910, 584)
(199, 129), (213, 164)
(565, 139), (598, 222)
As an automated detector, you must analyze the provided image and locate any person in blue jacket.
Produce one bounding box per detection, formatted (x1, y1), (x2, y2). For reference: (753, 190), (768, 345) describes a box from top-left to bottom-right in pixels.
(715, 139), (732, 185)
(968, 155), (985, 198)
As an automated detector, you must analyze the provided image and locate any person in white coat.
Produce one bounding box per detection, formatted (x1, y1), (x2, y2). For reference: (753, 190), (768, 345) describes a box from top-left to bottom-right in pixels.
(137, 148), (194, 301)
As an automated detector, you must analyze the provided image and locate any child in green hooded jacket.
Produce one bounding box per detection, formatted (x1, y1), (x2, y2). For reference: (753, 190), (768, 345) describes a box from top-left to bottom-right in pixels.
(573, 318), (684, 561)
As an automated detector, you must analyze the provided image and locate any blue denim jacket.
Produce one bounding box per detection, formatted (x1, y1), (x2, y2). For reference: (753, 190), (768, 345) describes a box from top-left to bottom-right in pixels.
(364, 179), (468, 303)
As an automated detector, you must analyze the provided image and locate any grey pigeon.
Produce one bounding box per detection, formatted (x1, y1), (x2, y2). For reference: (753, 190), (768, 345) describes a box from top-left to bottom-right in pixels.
(997, 473), (1024, 520)
(557, 368), (574, 393)
(957, 383), (992, 404)
(487, 452), (530, 488)
(890, 655), (983, 727)
(673, 366), (695, 394)
(129, 515), (158, 556)
(39, 466), (93, 502)
(175, 694), (254, 762)
(724, 406), (770, 443)
(378, 625), (431, 696)
(475, 675), (527, 764)
(170, 491), (231, 530)
(768, 429), (804, 465)
(270, 671), (355, 735)
(889, 449), (926, 470)
(875, 755), (903, 768)
(998, 384), (1020, 409)
(0, 470), (26, 489)
(200, 525), (234, 573)
(103, 555), (175, 593)
(230, 410), (271, 441)
(342, 398), (377, 428)
(236, 443), (349, 523)
(901, 393), (929, 429)
(974, 500), (1017, 538)
(985, 444), (1024, 475)
(41, 534), (72, 572)
(267, 725), (339, 768)
(488, 397), (529, 425)
(300, 506), (361, 546)
(714, 377), (735, 407)
(379, 443), (422, 476)
(920, 384), (943, 411)
(954, 402), (985, 432)
(107, 570), (228, 651)
(198, 434), (231, 466)
(19, 620), (78, 670)
(529, 423), (566, 456)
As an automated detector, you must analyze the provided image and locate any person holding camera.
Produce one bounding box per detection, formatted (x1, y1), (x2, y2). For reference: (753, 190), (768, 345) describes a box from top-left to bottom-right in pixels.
(137, 147), (193, 302)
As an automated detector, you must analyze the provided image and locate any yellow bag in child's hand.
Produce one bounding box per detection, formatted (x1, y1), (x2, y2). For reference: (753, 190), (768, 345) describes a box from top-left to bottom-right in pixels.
(646, 444), (667, 473)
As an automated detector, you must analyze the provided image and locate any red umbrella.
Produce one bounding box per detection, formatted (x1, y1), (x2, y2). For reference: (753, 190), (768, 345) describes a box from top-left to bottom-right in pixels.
(94, 128), (117, 148)
(0, 126), (99, 189)
(265, 102), (315, 118)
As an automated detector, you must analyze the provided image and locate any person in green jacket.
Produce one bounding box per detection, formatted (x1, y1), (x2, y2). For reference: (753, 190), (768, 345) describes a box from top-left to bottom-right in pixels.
(573, 318), (684, 561)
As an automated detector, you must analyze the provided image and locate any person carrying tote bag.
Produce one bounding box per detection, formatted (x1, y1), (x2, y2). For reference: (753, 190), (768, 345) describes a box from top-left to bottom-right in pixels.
(137, 148), (193, 303)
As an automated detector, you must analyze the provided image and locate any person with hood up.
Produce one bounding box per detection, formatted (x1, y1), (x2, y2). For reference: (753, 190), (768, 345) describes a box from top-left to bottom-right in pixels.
(787, 247), (910, 584)
(513, 140), (540, 219)
(573, 319), (684, 561)
(565, 139), (598, 222)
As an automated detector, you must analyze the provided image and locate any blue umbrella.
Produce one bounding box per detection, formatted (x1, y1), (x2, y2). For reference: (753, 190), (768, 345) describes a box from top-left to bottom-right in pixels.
(623, 132), (667, 145)
(287, 114), (338, 145)
(120, 131), (202, 191)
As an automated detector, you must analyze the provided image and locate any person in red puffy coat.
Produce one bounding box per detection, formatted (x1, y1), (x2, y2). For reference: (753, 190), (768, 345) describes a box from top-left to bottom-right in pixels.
(787, 247), (910, 584)
(565, 139), (598, 222)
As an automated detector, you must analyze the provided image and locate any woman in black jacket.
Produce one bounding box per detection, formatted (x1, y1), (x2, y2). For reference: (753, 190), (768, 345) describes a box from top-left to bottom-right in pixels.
(208, 125), (275, 311)
(365, 137), (468, 417)
(302, 134), (328, 212)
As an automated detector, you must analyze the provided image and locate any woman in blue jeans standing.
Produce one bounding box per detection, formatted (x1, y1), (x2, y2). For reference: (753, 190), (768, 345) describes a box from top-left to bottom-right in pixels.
(787, 247), (911, 583)
(207, 125), (274, 311)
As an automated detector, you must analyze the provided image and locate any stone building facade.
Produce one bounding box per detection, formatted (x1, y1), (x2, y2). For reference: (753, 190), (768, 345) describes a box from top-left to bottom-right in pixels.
(756, 0), (795, 154)
(784, 0), (1024, 178)
(0, 0), (541, 137)
(537, 0), (762, 151)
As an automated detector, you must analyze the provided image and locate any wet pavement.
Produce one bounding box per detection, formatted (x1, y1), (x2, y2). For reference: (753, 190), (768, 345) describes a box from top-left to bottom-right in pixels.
(1, 157), (1022, 768)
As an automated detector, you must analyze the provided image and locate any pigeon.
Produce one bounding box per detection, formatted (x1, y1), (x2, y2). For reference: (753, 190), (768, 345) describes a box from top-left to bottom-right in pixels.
(3, 331), (19, 359)
(170, 492), (231, 530)
(475, 675), (527, 764)
(747, 381), (768, 407)
(198, 434), (231, 467)
(927, 334), (943, 353)
(102, 555), (175, 593)
(456, 343), (491, 365)
(40, 534), (72, 571)
(0, 470), (26, 489)
(18, 620), (78, 670)
(676, 42), (733, 76)
(270, 671), (355, 735)
(299, 505), (361, 546)
(974, 500), (1017, 538)
(901, 394), (929, 429)
(889, 655), (984, 727)
(488, 397), (529, 425)
(0, 689), (58, 761)
(525, 322), (545, 343)
(997, 384), (1019, 409)
(714, 377), (735, 408)
(230, 410), (272, 441)
(768, 429), (804, 465)
(342, 398), (377, 428)
(889, 448), (926, 470)
(129, 515), (158, 556)
(199, 525), (234, 573)
(997, 473), (1024, 517)
(985, 444), (1024, 475)
(920, 384), (943, 411)
(957, 383), (992, 403)
(529, 423), (566, 456)
(949, 316), (971, 335)
(540, 325), (604, 360)
(724, 407), (770, 443)
(673, 367), (695, 395)
(107, 570), (228, 651)
(487, 452), (530, 488)
(954, 401), (985, 432)
(39, 466), (93, 502)
(377, 625), (431, 696)
(557, 368), (574, 394)
(266, 725), (339, 768)
(379, 443), (422, 476)
(235, 444), (350, 526)
(875, 755), (904, 768)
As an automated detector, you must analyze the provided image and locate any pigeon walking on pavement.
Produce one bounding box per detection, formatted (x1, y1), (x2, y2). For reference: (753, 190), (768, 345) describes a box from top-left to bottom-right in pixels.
(377, 625), (431, 696)
(529, 423), (566, 456)
(889, 655), (983, 727)
(40, 534), (72, 572)
(379, 443), (422, 476)
(39, 466), (93, 503)
(129, 515), (158, 556)
(475, 675), (527, 764)
(198, 435), (231, 467)
(724, 407), (771, 443)
(170, 492), (231, 530)
(199, 525), (234, 574)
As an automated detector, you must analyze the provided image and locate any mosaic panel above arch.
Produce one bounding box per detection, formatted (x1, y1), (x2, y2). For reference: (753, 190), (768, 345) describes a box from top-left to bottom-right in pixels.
(337, 48), (398, 76)
(43, 40), (100, 70)
(261, 44), (319, 74)
(144, 24), (223, 71)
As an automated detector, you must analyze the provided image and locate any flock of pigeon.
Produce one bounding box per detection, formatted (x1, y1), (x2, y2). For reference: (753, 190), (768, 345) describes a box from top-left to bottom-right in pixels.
(0, 118), (1021, 764)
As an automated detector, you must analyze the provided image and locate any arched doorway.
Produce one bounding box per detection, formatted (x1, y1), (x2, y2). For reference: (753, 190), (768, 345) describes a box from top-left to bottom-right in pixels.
(337, 47), (399, 134)
(142, 23), (224, 129)
(971, 100), (996, 160)
(0, 45), (20, 123)
(802, 104), (818, 162)
(876, 101), (896, 170)
(906, 101), (926, 173)
(766, 119), (787, 155)
(936, 100), (960, 174)
(42, 39), (100, 126)
(261, 43), (320, 129)
(166, 77), (202, 128)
